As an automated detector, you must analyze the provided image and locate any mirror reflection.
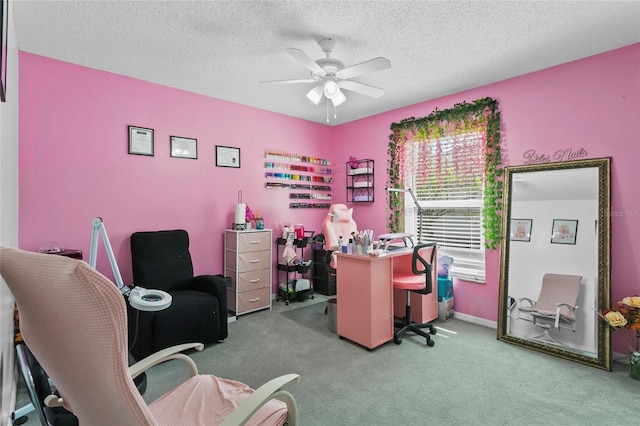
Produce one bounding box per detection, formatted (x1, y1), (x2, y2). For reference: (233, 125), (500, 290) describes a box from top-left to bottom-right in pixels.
(498, 158), (611, 370)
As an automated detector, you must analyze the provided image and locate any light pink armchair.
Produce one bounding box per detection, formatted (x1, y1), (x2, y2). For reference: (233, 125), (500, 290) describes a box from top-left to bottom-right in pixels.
(516, 273), (581, 345)
(0, 248), (299, 425)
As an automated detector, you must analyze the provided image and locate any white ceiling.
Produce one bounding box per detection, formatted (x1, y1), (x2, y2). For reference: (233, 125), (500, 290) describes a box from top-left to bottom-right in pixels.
(12, 0), (640, 126)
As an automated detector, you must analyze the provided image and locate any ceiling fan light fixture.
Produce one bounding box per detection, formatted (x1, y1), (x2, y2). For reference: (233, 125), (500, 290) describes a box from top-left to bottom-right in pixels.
(264, 38), (391, 121)
(306, 85), (324, 105)
(323, 79), (340, 99)
(331, 90), (346, 107)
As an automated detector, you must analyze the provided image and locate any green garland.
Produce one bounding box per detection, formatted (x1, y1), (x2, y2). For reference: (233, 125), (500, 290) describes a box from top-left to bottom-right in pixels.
(387, 97), (503, 249)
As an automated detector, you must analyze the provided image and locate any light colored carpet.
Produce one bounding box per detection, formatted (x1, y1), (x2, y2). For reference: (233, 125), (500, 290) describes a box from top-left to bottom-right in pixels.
(15, 296), (638, 425)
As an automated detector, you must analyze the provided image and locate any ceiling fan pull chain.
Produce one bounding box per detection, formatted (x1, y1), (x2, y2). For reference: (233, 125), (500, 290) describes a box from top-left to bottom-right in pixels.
(334, 103), (338, 120)
(326, 98), (330, 123)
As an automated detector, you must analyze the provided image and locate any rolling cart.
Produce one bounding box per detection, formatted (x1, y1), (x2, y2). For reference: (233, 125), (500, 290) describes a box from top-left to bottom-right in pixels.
(275, 231), (315, 305)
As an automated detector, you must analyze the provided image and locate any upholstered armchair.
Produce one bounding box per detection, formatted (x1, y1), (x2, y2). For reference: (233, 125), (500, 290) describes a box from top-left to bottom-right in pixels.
(129, 230), (228, 359)
(516, 273), (581, 345)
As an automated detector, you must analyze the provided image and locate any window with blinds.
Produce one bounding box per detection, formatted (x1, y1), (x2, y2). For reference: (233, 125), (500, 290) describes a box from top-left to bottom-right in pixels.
(403, 133), (486, 282)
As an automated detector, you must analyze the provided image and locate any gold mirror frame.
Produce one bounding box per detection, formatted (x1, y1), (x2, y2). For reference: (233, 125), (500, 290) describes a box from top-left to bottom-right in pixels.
(497, 157), (611, 370)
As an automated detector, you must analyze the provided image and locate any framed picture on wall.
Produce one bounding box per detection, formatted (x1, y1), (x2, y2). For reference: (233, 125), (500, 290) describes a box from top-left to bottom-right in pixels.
(215, 145), (240, 168)
(128, 126), (154, 156)
(170, 136), (198, 159)
(510, 219), (532, 242)
(1, 0), (8, 102)
(550, 219), (578, 245)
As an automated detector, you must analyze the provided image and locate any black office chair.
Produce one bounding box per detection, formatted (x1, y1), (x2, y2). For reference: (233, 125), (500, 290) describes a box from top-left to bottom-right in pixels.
(392, 243), (438, 346)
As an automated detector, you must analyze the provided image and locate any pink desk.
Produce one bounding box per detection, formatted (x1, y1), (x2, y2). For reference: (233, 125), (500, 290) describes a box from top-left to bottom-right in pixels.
(335, 249), (438, 349)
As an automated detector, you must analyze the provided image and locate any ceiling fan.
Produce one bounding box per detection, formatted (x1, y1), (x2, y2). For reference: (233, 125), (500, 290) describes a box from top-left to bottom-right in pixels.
(260, 38), (391, 118)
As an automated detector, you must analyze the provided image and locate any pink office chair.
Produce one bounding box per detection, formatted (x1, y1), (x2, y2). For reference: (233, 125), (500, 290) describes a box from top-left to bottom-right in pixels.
(392, 243), (437, 346)
(319, 204), (357, 315)
(0, 248), (300, 425)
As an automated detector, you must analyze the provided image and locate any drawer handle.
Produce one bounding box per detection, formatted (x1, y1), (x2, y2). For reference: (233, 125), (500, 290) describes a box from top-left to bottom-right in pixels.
(250, 240), (262, 244)
(249, 278), (260, 283)
(249, 297), (260, 302)
(249, 259), (260, 263)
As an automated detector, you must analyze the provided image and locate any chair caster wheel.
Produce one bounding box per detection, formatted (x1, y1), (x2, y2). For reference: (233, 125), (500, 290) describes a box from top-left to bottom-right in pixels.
(394, 336), (402, 345)
(426, 339), (435, 347)
(310, 295), (315, 299)
(429, 327), (437, 335)
(285, 300), (289, 305)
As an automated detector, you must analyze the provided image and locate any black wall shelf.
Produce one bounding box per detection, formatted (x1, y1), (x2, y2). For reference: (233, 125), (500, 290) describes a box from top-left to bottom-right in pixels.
(346, 159), (374, 202)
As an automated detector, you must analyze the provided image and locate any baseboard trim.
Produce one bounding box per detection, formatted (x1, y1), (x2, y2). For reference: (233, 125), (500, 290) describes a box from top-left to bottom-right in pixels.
(612, 352), (631, 365)
(453, 312), (632, 367)
(453, 311), (497, 329)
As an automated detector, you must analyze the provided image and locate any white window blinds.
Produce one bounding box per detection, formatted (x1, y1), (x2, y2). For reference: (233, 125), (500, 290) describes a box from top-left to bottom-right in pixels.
(404, 134), (486, 282)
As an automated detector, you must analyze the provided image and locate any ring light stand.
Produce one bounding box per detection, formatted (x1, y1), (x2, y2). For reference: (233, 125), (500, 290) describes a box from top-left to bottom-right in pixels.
(89, 217), (171, 311)
(10, 219), (173, 423)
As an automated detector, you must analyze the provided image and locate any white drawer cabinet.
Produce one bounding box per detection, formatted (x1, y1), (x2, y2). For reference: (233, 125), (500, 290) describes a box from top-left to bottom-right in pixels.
(224, 229), (272, 315)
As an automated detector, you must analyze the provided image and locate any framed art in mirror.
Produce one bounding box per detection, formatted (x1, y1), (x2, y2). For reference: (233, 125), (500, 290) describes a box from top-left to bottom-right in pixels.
(510, 219), (532, 242)
(550, 219), (578, 244)
(497, 157), (611, 370)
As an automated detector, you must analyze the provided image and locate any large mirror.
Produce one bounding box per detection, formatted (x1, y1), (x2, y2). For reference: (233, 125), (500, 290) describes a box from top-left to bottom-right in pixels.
(497, 157), (611, 370)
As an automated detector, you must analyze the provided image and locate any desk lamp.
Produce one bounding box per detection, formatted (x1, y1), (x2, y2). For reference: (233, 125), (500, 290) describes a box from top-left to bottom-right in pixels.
(384, 188), (423, 244)
(89, 217), (171, 311)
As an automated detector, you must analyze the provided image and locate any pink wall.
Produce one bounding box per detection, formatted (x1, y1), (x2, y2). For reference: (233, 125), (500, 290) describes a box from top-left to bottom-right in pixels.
(18, 44), (639, 352)
(18, 52), (335, 288)
(334, 44), (640, 352)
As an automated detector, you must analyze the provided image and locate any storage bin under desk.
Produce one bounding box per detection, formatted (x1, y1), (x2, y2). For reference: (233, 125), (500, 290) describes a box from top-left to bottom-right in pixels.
(312, 248), (336, 296)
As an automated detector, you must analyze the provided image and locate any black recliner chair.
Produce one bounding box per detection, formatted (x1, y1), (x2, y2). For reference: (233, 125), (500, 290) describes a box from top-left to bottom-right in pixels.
(129, 230), (229, 360)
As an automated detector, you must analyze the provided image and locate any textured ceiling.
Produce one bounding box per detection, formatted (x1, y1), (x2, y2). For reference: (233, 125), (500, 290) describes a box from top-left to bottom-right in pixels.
(12, 0), (640, 126)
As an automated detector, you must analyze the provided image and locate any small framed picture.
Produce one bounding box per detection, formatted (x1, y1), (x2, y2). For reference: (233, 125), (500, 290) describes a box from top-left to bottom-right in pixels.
(170, 136), (198, 159)
(128, 126), (154, 156)
(551, 219), (578, 245)
(510, 219), (532, 242)
(216, 145), (240, 168)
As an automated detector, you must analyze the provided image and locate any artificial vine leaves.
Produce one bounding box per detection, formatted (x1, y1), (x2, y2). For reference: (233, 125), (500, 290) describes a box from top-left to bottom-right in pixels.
(387, 97), (503, 250)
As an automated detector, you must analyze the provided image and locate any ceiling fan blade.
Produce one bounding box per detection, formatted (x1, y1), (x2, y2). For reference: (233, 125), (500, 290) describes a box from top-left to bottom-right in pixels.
(259, 78), (318, 85)
(338, 80), (386, 98)
(286, 48), (326, 76)
(335, 57), (391, 80)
